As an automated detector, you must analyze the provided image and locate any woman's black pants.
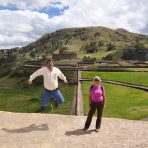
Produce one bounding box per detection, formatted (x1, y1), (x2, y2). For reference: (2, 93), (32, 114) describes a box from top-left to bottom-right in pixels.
(84, 101), (104, 129)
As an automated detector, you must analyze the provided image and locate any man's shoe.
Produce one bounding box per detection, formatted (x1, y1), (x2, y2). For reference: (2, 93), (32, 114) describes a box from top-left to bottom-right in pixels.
(50, 98), (58, 109)
(41, 106), (45, 112)
(54, 100), (59, 108)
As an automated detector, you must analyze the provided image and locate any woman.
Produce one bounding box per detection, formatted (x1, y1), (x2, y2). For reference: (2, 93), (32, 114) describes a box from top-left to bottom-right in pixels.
(83, 76), (106, 132)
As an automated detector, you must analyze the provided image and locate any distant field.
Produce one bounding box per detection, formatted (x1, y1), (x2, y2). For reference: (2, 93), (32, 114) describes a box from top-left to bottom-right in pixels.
(78, 49), (117, 59)
(82, 82), (148, 120)
(54, 60), (79, 65)
(117, 60), (134, 66)
(82, 71), (148, 86)
(82, 65), (148, 71)
(125, 68), (148, 71)
(0, 74), (75, 114)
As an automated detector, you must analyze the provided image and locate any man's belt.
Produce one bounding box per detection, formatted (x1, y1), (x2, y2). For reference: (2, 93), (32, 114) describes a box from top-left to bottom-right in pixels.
(45, 88), (59, 92)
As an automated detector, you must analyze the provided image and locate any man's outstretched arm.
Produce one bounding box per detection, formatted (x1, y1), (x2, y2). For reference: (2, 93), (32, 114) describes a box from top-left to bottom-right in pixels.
(58, 70), (68, 84)
(28, 67), (44, 85)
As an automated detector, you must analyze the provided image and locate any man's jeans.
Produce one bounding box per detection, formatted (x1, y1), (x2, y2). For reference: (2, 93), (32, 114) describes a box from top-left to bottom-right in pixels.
(41, 88), (64, 107)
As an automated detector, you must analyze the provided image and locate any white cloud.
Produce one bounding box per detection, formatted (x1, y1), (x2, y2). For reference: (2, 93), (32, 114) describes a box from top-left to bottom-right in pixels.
(0, 0), (148, 49)
(59, 0), (148, 33)
(0, 10), (55, 49)
(0, 0), (68, 10)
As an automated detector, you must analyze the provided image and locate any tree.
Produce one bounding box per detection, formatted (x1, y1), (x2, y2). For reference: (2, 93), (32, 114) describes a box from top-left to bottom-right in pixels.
(82, 56), (96, 62)
(98, 41), (104, 47)
(122, 46), (148, 61)
(85, 42), (98, 53)
(107, 42), (116, 51)
(30, 51), (36, 58)
(6, 50), (17, 63)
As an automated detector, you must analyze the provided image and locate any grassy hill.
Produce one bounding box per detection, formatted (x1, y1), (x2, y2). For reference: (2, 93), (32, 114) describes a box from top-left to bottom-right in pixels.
(24, 26), (148, 60)
(1, 26), (147, 62)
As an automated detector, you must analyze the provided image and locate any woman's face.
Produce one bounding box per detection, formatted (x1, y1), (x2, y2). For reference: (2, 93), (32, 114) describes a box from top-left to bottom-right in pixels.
(93, 79), (101, 85)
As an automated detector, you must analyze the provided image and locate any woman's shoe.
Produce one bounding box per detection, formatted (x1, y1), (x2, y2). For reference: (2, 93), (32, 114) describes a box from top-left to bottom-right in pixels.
(95, 128), (99, 132)
(83, 127), (88, 131)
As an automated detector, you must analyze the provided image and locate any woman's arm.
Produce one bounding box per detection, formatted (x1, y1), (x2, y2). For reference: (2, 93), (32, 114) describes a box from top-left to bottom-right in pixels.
(102, 87), (106, 106)
(88, 91), (91, 108)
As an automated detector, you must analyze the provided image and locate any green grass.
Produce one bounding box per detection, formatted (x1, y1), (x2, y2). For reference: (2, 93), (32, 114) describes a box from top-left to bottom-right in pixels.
(82, 82), (148, 120)
(78, 49), (118, 59)
(62, 70), (75, 79)
(117, 60), (134, 66)
(125, 68), (148, 71)
(0, 76), (75, 114)
(82, 71), (148, 87)
(82, 65), (148, 72)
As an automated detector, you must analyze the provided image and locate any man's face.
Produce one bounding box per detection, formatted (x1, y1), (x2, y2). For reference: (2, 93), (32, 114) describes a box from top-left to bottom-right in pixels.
(47, 61), (53, 69)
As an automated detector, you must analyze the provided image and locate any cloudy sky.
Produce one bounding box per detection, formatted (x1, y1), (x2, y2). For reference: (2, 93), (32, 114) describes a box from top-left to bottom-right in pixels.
(0, 0), (148, 49)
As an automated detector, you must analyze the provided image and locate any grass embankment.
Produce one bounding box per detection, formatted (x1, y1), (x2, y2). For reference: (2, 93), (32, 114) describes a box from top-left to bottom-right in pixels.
(83, 82), (148, 120)
(82, 71), (148, 120)
(0, 70), (75, 114)
(82, 71), (148, 87)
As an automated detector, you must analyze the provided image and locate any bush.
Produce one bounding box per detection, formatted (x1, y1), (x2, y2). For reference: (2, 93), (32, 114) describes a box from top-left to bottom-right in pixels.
(82, 56), (96, 62)
(122, 46), (148, 61)
(84, 42), (98, 53)
(106, 42), (116, 51)
(9, 68), (35, 78)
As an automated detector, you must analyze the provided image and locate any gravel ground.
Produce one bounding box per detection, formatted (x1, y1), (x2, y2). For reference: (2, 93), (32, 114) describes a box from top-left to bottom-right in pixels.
(0, 111), (148, 148)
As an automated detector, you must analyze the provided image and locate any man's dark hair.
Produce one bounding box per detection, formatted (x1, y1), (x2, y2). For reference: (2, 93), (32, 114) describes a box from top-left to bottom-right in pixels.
(46, 58), (53, 64)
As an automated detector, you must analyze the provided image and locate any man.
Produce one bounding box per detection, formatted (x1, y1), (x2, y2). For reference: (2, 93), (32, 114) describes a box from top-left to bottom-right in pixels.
(28, 58), (67, 112)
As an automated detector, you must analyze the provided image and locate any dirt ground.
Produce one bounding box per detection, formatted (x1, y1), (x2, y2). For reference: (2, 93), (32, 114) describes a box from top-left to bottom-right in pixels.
(0, 111), (148, 148)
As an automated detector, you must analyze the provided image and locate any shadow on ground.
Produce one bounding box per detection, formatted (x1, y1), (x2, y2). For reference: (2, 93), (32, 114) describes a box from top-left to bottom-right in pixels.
(1, 124), (49, 133)
(65, 128), (96, 136)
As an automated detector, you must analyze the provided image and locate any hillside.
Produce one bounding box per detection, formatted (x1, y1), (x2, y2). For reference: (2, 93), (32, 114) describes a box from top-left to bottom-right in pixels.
(0, 111), (148, 148)
(23, 26), (148, 60)
(0, 26), (148, 63)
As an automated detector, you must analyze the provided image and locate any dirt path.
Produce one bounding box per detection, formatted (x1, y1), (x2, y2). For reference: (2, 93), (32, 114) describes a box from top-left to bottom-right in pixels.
(76, 70), (84, 115)
(0, 111), (148, 148)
